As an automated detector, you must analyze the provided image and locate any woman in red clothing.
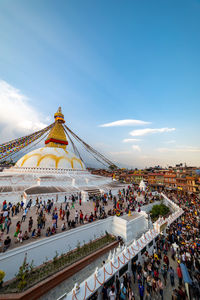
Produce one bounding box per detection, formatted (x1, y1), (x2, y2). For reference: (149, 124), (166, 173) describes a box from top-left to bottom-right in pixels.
(59, 206), (62, 219)
(177, 264), (183, 286)
(163, 254), (169, 269)
(62, 209), (65, 220)
(79, 210), (84, 224)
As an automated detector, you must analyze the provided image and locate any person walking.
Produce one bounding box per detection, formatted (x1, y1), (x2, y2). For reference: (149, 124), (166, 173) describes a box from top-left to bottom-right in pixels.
(157, 279), (164, 300)
(120, 283), (127, 300)
(161, 264), (168, 286)
(128, 286), (134, 300)
(102, 284), (108, 300)
(6, 217), (11, 234)
(177, 264), (183, 286)
(115, 275), (120, 299)
(163, 254), (169, 269)
(75, 210), (79, 224)
(144, 288), (151, 300)
(21, 209), (27, 222)
(66, 209), (70, 222)
(42, 214), (46, 229)
(138, 282), (144, 300)
(132, 261), (137, 283)
(79, 210), (84, 224)
(169, 266), (175, 286)
(28, 217), (33, 233)
(109, 286), (116, 300)
(54, 213), (58, 228)
(17, 230), (23, 243)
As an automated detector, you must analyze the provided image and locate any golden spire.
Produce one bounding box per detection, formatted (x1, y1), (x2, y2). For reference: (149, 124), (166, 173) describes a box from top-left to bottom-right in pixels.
(54, 106), (65, 123)
(45, 107), (68, 149)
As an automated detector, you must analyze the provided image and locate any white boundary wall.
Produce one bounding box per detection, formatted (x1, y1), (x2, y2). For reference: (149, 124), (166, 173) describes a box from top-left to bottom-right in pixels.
(0, 218), (112, 281)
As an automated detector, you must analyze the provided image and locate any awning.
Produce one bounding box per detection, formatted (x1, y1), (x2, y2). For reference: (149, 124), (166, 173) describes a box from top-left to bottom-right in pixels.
(25, 186), (79, 195)
(0, 186), (28, 193)
(180, 263), (192, 284)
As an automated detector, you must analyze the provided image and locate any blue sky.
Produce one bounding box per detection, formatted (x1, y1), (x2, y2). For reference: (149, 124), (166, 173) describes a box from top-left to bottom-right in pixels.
(0, 0), (200, 168)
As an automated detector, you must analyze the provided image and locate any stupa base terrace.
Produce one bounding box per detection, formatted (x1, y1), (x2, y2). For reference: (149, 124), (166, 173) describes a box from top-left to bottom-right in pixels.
(0, 169), (126, 204)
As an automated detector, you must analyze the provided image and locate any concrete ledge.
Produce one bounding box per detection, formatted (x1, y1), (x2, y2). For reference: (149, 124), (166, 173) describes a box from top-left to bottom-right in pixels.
(0, 240), (119, 300)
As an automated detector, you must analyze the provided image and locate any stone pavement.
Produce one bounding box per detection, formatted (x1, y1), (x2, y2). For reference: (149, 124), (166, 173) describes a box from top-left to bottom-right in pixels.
(3, 200), (114, 251)
(132, 252), (179, 300)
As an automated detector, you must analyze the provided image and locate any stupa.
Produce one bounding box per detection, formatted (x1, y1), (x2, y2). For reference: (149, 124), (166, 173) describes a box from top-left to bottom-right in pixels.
(15, 107), (85, 171)
(0, 108), (124, 204)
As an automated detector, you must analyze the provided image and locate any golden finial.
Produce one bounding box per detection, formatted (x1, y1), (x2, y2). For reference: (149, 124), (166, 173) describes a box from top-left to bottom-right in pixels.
(54, 107), (65, 123)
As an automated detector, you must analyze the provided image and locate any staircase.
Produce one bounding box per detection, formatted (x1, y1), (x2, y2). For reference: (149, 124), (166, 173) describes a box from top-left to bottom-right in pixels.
(83, 187), (101, 197)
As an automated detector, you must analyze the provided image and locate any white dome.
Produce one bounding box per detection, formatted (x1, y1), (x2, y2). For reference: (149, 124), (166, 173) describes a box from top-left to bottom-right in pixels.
(15, 147), (85, 170)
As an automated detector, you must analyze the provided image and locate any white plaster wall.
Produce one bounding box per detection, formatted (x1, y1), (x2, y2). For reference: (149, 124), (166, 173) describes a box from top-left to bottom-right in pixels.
(0, 217), (113, 281)
(112, 213), (148, 245)
(0, 212), (149, 281)
(0, 192), (23, 203)
(126, 214), (148, 243)
(112, 216), (127, 241)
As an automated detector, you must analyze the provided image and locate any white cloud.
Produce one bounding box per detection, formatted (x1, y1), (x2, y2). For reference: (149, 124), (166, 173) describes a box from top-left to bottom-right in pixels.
(130, 127), (176, 137)
(110, 150), (132, 155)
(132, 145), (141, 152)
(164, 140), (176, 144)
(157, 146), (200, 153)
(122, 138), (142, 143)
(0, 80), (48, 142)
(99, 119), (151, 127)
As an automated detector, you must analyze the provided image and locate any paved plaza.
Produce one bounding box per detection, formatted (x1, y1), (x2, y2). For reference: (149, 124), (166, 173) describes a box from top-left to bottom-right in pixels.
(1, 199), (114, 251)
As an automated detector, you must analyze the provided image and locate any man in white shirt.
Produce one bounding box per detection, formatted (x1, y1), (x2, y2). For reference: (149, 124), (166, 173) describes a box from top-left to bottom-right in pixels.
(109, 286), (116, 300)
(3, 210), (8, 218)
(75, 210), (79, 224)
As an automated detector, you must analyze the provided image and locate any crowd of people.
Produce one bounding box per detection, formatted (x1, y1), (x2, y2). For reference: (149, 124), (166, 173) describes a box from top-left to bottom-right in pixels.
(99, 190), (200, 300)
(0, 186), (157, 252)
(0, 185), (199, 299)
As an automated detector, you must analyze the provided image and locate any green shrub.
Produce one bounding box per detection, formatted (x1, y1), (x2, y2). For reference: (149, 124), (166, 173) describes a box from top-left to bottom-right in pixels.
(150, 203), (170, 220)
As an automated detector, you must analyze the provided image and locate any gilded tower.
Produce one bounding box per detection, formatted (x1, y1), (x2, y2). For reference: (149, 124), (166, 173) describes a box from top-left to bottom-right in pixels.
(45, 107), (68, 149)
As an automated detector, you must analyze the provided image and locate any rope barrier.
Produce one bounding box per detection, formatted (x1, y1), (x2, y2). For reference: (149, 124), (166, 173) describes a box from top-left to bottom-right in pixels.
(85, 279), (97, 293)
(111, 260), (120, 269)
(123, 252), (131, 260)
(118, 255), (126, 265)
(0, 123), (54, 162)
(131, 246), (136, 255)
(64, 124), (117, 168)
(104, 264), (113, 276)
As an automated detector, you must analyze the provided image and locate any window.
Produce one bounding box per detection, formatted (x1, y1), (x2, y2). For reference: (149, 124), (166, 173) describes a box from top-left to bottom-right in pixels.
(141, 246), (147, 255)
(148, 241), (153, 248)
(119, 264), (128, 277)
(106, 275), (115, 287)
(87, 291), (98, 300)
(131, 255), (138, 263)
